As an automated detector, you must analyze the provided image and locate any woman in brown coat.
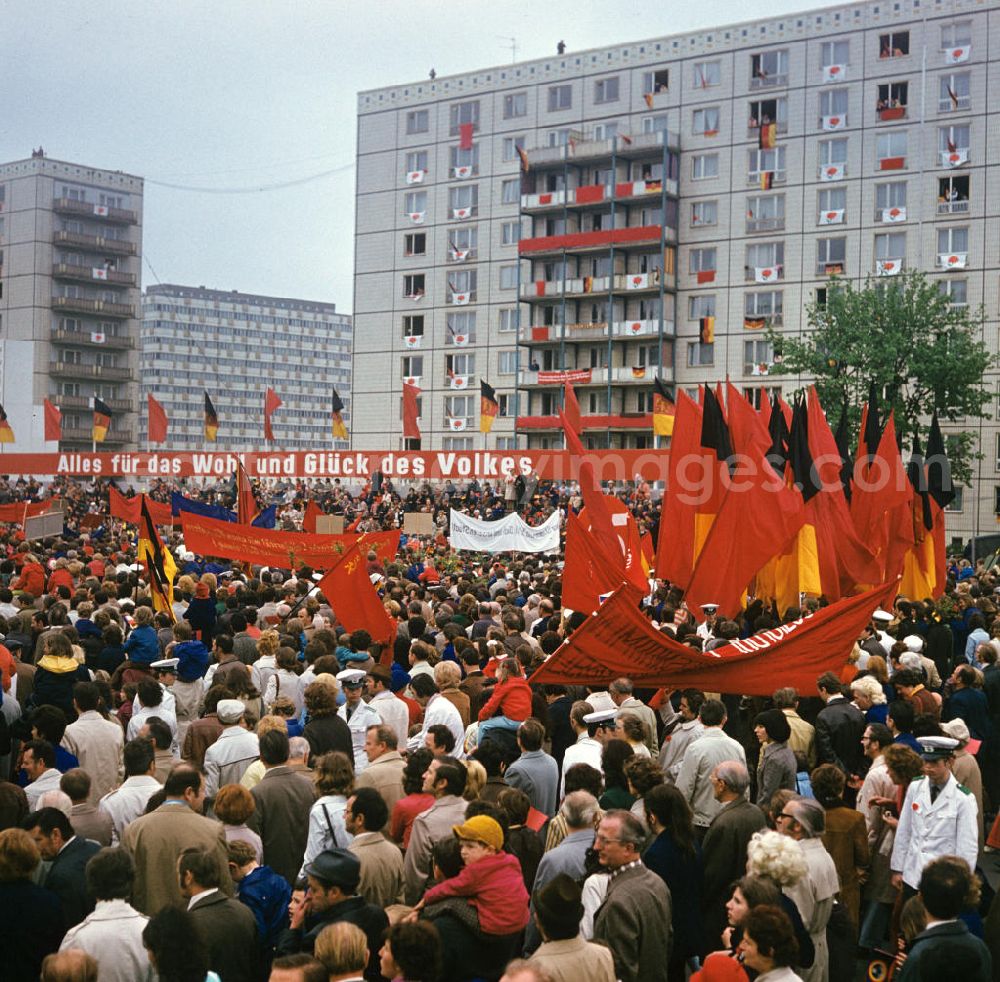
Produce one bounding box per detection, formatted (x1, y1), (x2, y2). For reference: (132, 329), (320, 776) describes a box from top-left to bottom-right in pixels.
(811, 763), (869, 933)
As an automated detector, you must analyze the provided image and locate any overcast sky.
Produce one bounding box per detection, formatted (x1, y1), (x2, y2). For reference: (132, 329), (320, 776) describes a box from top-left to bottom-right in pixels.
(5, 0), (829, 311)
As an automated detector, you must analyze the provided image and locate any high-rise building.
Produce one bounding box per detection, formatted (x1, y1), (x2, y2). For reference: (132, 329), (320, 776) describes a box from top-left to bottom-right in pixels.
(0, 152), (143, 450)
(140, 284), (352, 450)
(353, 0), (997, 541)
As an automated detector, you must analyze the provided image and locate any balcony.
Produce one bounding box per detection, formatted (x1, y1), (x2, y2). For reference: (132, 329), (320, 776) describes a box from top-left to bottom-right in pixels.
(521, 276), (609, 301)
(50, 327), (135, 349)
(518, 225), (665, 257)
(52, 230), (135, 256)
(938, 198), (969, 215)
(52, 198), (137, 224)
(522, 318), (674, 344)
(746, 216), (785, 233)
(59, 427), (133, 445)
(51, 296), (135, 318)
(55, 395), (134, 413)
(521, 190), (567, 212)
(518, 364), (673, 387)
(51, 263), (136, 287)
(523, 128), (678, 170)
(49, 362), (133, 381)
(516, 413), (656, 431)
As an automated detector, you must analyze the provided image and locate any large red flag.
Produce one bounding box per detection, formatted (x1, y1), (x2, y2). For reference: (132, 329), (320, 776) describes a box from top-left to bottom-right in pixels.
(562, 510), (625, 614)
(315, 536), (400, 644)
(43, 399), (62, 442)
(402, 382), (421, 441)
(236, 461), (259, 525)
(563, 382), (582, 436)
(530, 580), (897, 695)
(264, 387), (282, 442)
(147, 393), (168, 444)
(109, 487), (172, 526)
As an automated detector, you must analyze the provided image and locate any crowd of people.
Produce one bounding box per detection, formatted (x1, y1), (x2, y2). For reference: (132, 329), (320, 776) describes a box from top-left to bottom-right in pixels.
(0, 473), (996, 982)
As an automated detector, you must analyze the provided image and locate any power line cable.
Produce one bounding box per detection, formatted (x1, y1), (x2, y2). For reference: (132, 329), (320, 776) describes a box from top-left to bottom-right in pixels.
(143, 162), (354, 195)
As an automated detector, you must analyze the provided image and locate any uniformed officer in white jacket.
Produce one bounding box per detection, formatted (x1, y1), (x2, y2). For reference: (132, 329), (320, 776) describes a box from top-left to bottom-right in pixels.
(890, 736), (979, 892)
(337, 668), (381, 774)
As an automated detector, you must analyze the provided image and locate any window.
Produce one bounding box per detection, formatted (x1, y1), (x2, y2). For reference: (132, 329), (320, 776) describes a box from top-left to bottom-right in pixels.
(938, 175), (970, 213)
(745, 242), (784, 278)
(405, 150), (428, 173)
(442, 436), (473, 451)
(750, 49), (788, 86)
(445, 395), (474, 420)
(821, 40), (850, 67)
(498, 308), (517, 333)
(747, 194), (785, 232)
(689, 248), (717, 274)
(449, 269), (477, 300)
(447, 311), (476, 343)
(404, 233), (426, 257)
(876, 81), (909, 116)
(449, 100), (480, 135)
(748, 98), (787, 131)
(819, 88), (849, 122)
(402, 315), (424, 337)
(745, 290), (783, 319)
(938, 278), (968, 306)
(499, 265), (519, 290)
(497, 394), (513, 418)
(875, 181), (907, 213)
(877, 132), (907, 169)
(692, 153), (719, 179)
(503, 92), (527, 119)
(940, 21), (972, 49)
(592, 121), (619, 140)
(449, 185), (478, 217)
(450, 143), (480, 173)
(449, 226), (478, 260)
(548, 84), (572, 111)
(939, 73), (971, 112)
(594, 77), (620, 103)
(501, 221), (521, 246)
(498, 350), (517, 374)
(692, 61), (720, 88)
(502, 135), (526, 161)
(816, 237), (847, 275)
(748, 146), (786, 182)
(818, 186), (847, 217)
(691, 200), (718, 227)
(939, 124), (970, 154)
(546, 129), (574, 147)
(744, 338), (774, 375)
(693, 107), (720, 135)
(495, 436), (517, 449)
(874, 231), (906, 260)
(642, 68), (670, 94)
(446, 353), (476, 377)
(687, 342), (714, 367)
(401, 355), (423, 377)
(500, 179), (520, 206)
(819, 138), (848, 166)
(403, 274), (425, 298)
(879, 31), (910, 57)
(404, 191), (427, 215)
(642, 114), (670, 134)
(689, 295), (716, 319)
(406, 110), (429, 134)
(937, 226), (969, 257)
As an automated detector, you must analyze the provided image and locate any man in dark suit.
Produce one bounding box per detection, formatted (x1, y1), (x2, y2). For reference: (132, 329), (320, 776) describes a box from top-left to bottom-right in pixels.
(179, 846), (259, 982)
(249, 728), (317, 886)
(700, 761), (767, 953)
(815, 671), (865, 778)
(23, 806), (101, 928)
(898, 855), (992, 981)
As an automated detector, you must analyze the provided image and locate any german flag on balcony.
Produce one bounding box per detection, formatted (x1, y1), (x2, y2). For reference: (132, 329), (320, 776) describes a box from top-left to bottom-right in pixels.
(92, 398), (112, 443)
(480, 380), (499, 434)
(582, 275), (593, 293)
(744, 316), (767, 330)
(0, 404), (13, 444)
(760, 171), (774, 190)
(699, 315), (715, 344)
(631, 366), (647, 379)
(758, 122), (777, 150)
(331, 388), (348, 440)
(204, 392), (219, 442)
(652, 377), (675, 436)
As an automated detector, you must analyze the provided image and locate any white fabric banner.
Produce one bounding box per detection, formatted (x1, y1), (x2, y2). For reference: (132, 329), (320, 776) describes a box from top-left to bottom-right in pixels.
(449, 508), (561, 554)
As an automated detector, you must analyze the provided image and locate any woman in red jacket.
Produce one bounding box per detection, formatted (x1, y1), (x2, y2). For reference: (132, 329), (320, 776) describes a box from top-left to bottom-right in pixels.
(12, 554), (45, 596)
(477, 658), (532, 740)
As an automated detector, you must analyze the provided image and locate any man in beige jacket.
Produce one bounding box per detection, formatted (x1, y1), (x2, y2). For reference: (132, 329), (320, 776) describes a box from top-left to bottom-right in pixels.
(62, 681), (124, 803)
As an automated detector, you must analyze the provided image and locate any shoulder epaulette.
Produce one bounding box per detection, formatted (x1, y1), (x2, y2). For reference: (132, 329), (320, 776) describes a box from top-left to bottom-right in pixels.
(956, 783), (972, 795)
(912, 775), (928, 782)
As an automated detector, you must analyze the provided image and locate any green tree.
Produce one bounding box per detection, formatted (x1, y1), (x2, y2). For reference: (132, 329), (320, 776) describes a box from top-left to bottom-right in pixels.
(766, 270), (992, 483)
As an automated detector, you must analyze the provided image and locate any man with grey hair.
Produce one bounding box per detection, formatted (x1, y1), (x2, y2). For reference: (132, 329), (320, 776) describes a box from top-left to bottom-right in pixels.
(609, 678), (658, 756)
(592, 810), (671, 982)
(700, 761), (767, 949)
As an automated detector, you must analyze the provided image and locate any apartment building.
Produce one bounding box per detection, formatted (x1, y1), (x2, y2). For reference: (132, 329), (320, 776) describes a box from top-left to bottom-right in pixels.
(0, 153), (143, 450)
(141, 284), (352, 451)
(353, 0), (999, 539)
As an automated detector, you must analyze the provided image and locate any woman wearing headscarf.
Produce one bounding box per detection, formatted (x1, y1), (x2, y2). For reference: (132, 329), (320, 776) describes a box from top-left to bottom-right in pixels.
(754, 710), (797, 809)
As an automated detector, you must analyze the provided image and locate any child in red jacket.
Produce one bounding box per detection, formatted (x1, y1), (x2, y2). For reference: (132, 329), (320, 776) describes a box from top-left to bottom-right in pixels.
(477, 658), (532, 741)
(410, 815), (529, 937)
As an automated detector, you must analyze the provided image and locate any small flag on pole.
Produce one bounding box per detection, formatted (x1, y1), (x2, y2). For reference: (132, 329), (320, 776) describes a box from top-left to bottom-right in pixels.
(480, 380), (499, 434)
(147, 393), (168, 444)
(0, 404), (14, 443)
(264, 387), (282, 442)
(332, 388), (348, 440)
(403, 381), (421, 441)
(44, 399), (62, 442)
(93, 398), (112, 443)
(652, 378), (675, 437)
(204, 392), (219, 442)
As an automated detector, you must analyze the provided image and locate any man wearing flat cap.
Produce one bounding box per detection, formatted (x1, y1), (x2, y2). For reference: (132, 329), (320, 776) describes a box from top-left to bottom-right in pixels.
(203, 699), (259, 798)
(890, 736), (979, 895)
(276, 847), (387, 980)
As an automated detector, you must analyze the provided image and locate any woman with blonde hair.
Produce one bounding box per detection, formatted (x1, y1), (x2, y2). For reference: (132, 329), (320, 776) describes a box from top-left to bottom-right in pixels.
(263, 646), (305, 714)
(250, 629), (281, 695)
(301, 751), (355, 875)
(849, 675), (888, 725)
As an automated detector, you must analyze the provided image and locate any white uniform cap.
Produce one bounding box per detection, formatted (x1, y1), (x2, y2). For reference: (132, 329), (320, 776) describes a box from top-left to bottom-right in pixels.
(916, 735), (959, 760)
(700, 602), (719, 611)
(583, 708), (618, 727)
(150, 658), (179, 672)
(903, 635), (924, 652)
(872, 609), (893, 622)
(337, 668), (367, 686)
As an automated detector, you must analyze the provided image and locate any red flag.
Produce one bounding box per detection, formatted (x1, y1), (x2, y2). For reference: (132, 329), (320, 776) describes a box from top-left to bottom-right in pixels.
(530, 580), (898, 695)
(109, 488), (172, 526)
(459, 122), (474, 150)
(403, 382), (421, 440)
(562, 510), (624, 614)
(563, 382), (582, 436)
(302, 499), (323, 534)
(264, 387), (282, 442)
(44, 398), (62, 442)
(236, 461), (259, 526)
(147, 393), (168, 444)
(315, 537), (400, 645)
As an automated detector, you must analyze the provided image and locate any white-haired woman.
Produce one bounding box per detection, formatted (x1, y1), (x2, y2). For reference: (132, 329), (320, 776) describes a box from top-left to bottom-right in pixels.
(849, 675), (888, 726)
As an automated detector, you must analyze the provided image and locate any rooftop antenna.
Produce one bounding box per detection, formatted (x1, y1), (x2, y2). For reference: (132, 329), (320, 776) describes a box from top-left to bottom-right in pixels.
(497, 35), (518, 64)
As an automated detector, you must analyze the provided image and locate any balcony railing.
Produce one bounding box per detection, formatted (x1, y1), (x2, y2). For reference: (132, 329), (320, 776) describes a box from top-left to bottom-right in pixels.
(52, 198), (137, 224)
(49, 362), (133, 381)
(746, 170), (786, 187)
(52, 230), (135, 256)
(52, 263), (135, 286)
(938, 198), (969, 214)
(59, 427), (133, 444)
(51, 297), (135, 318)
(55, 395), (134, 413)
(938, 95), (971, 112)
(50, 328), (135, 349)
(746, 216), (785, 233)
(750, 73), (788, 89)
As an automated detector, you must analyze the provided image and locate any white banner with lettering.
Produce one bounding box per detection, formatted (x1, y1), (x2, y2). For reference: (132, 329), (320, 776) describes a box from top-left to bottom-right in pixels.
(448, 508), (561, 553)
